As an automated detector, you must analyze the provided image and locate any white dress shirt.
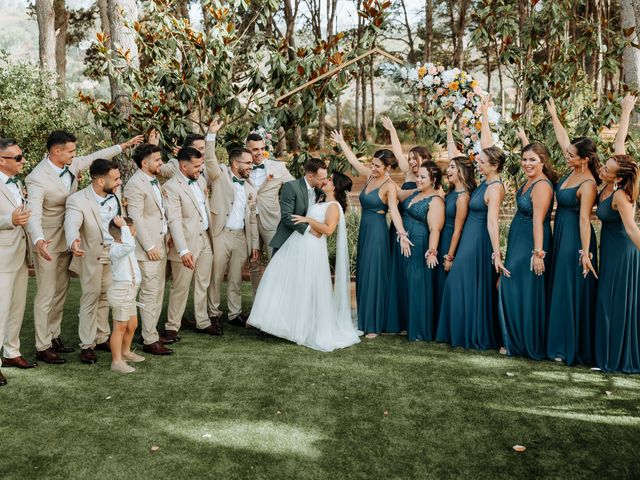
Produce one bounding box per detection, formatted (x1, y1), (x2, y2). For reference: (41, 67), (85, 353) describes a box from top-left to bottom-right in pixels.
(47, 157), (73, 191)
(0, 171), (24, 206)
(225, 175), (246, 230)
(180, 172), (209, 232)
(142, 171), (167, 236)
(92, 187), (119, 244)
(304, 177), (316, 213)
(250, 161), (267, 189)
(109, 226), (142, 284)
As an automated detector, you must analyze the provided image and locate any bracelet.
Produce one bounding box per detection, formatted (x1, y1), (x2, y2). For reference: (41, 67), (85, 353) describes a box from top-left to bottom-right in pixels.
(491, 252), (501, 263)
(443, 254), (454, 262)
(426, 249), (438, 257)
(531, 249), (546, 259)
(578, 249), (593, 260)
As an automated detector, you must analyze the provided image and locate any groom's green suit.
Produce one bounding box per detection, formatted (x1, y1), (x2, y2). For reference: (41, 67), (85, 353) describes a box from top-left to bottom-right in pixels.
(270, 177), (323, 253)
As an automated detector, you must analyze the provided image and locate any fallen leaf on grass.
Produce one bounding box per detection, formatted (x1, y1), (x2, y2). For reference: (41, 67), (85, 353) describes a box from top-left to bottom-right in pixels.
(506, 372), (515, 377)
(203, 433), (212, 438)
(276, 411), (282, 415)
(590, 367), (602, 371)
(105, 396), (112, 400)
(605, 391), (612, 396)
(512, 445), (526, 452)
(383, 411), (389, 416)
(150, 446), (160, 452)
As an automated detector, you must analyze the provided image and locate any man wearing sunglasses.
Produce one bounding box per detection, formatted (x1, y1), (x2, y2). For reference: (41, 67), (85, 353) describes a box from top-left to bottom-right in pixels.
(25, 130), (143, 365)
(0, 138), (35, 386)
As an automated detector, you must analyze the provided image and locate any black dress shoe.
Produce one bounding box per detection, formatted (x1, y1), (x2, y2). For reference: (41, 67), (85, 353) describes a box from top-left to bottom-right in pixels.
(36, 348), (66, 365)
(163, 330), (181, 343)
(143, 341), (173, 355)
(52, 337), (75, 353)
(195, 324), (223, 336)
(0, 370), (6, 386)
(159, 334), (177, 345)
(2, 356), (37, 369)
(228, 314), (247, 327)
(255, 330), (274, 338)
(95, 341), (111, 352)
(80, 348), (97, 364)
(181, 317), (197, 330)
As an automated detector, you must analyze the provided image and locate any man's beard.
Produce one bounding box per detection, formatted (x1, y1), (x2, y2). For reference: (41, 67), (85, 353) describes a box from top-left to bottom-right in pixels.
(104, 185), (115, 195)
(187, 172), (199, 181)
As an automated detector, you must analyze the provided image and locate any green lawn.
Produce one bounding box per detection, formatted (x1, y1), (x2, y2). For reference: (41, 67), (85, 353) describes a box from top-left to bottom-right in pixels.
(1, 278), (639, 480)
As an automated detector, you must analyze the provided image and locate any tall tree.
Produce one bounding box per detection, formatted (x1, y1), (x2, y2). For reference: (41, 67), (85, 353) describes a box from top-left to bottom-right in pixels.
(624, 0), (640, 89)
(446, 0), (472, 68)
(53, 0), (69, 96)
(35, 0), (56, 75)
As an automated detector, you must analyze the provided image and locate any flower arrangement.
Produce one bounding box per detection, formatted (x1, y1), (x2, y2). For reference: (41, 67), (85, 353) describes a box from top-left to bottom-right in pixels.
(382, 62), (502, 156)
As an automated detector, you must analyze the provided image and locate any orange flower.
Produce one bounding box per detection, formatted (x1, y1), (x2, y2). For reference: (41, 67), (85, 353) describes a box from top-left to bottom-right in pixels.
(474, 120), (482, 131)
(469, 152), (475, 161)
(448, 81), (459, 91)
(418, 66), (427, 78)
(263, 151), (270, 158)
(471, 80), (478, 89)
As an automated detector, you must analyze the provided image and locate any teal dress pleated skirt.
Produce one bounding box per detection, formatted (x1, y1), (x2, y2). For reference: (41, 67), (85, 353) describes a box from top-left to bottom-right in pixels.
(356, 183), (391, 334)
(546, 176), (598, 365)
(436, 180), (502, 349)
(594, 195), (640, 373)
(435, 191), (463, 310)
(385, 181), (416, 333)
(498, 179), (553, 360)
(397, 192), (441, 341)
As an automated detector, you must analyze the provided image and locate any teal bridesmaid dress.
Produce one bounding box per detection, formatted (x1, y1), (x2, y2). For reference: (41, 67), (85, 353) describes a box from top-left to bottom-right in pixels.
(498, 179), (553, 360)
(397, 192), (442, 341)
(594, 194), (640, 373)
(546, 176), (597, 365)
(435, 190), (463, 309)
(356, 179), (391, 334)
(385, 181), (417, 333)
(436, 180), (502, 349)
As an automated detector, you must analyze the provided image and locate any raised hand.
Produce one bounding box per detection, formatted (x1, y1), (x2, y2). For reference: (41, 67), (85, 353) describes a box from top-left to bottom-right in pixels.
(208, 116), (224, 134)
(113, 216), (126, 228)
(121, 135), (145, 150)
(381, 116), (395, 132)
(621, 93), (637, 113)
(35, 239), (53, 261)
(330, 130), (345, 145)
(445, 113), (458, 130)
(148, 129), (160, 146)
(545, 98), (557, 117)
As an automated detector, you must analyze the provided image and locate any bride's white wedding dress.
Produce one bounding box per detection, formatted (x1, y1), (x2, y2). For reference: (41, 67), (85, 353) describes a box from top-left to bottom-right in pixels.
(248, 201), (361, 352)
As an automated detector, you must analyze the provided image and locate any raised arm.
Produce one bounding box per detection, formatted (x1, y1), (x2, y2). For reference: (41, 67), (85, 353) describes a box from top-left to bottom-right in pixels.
(73, 135), (143, 173)
(615, 190), (640, 249)
(545, 97), (572, 153)
(480, 95), (494, 149)
(530, 182), (554, 275)
(279, 182), (308, 236)
(446, 114), (463, 158)
(204, 117), (224, 182)
(516, 128), (530, 147)
(614, 94), (637, 155)
(109, 226), (136, 260)
(330, 130), (372, 178)
(381, 116), (409, 173)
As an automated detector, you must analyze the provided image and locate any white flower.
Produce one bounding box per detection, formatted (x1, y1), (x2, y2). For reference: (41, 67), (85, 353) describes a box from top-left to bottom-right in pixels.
(399, 67), (408, 79)
(463, 137), (471, 146)
(432, 75), (441, 85)
(422, 75), (434, 87)
(462, 109), (474, 120)
(487, 107), (501, 124)
(441, 69), (456, 86)
(473, 141), (482, 154)
(408, 69), (419, 82)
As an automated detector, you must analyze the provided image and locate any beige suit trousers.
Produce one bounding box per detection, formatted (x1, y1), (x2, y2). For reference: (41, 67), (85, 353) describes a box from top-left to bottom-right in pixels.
(0, 262), (28, 359)
(248, 219), (275, 294)
(138, 258), (167, 344)
(33, 250), (72, 351)
(166, 236), (213, 332)
(78, 248), (112, 349)
(209, 229), (248, 320)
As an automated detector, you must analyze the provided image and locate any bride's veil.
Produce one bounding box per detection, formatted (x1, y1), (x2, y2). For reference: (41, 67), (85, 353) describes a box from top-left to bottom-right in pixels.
(332, 203), (359, 329)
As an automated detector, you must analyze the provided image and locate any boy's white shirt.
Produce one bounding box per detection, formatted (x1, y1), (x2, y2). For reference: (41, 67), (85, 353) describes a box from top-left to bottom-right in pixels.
(109, 226), (142, 284)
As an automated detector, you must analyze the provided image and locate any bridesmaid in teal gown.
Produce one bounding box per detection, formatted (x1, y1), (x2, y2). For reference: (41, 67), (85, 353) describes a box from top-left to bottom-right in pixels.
(594, 155), (640, 372)
(498, 141), (556, 360)
(394, 161), (445, 340)
(544, 98), (600, 365)
(331, 130), (412, 338)
(382, 116), (431, 332)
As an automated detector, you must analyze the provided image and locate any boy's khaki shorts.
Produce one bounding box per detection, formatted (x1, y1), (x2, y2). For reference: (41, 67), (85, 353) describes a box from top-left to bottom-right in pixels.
(107, 281), (139, 321)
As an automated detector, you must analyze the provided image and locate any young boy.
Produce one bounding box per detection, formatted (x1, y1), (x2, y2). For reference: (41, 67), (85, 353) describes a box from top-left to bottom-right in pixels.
(107, 216), (144, 373)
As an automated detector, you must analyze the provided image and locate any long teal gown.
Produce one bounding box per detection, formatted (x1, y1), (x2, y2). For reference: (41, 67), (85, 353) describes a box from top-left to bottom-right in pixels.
(385, 181), (416, 333)
(498, 179), (554, 360)
(436, 180), (502, 349)
(594, 194), (640, 373)
(435, 190), (464, 310)
(397, 192), (442, 341)
(356, 178), (391, 334)
(546, 176), (598, 365)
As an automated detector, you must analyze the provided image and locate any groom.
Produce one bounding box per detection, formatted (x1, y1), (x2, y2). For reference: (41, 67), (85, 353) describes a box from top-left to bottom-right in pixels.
(270, 157), (328, 255)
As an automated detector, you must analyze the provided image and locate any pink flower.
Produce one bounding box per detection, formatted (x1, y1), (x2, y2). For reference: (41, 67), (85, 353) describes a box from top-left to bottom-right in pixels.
(462, 127), (471, 136)
(266, 133), (272, 140)
(473, 86), (483, 95)
(428, 65), (437, 75)
(436, 88), (445, 96)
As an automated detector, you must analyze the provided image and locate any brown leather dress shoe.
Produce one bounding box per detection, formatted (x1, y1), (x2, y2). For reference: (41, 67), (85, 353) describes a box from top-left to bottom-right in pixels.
(36, 348), (66, 365)
(80, 348), (97, 364)
(52, 337), (75, 353)
(2, 356), (37, 369)
(163, 330), (181, 342)
(142, 341), (173, 355)
(0, 369), (6, 386)
(228, 314), (247, 327)
(95, 341), (111, 352)
(181, 317), (197, 330)
(195, 324), (223, 336)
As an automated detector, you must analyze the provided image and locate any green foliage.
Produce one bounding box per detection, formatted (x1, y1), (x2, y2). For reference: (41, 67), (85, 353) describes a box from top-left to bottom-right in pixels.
(327, 206), (361, 278)
(0, 53), (91, 176)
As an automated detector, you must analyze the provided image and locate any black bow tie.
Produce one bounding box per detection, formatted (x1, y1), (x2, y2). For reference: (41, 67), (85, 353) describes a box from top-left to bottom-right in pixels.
(100, 195), (114, 206)
(150, 178), (159, 186)
(5, 177), (18, 185)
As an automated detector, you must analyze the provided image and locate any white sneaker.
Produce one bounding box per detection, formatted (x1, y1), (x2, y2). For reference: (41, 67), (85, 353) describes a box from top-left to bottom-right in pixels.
(111, 361), (135, 374)
(123, 352), (145, 363)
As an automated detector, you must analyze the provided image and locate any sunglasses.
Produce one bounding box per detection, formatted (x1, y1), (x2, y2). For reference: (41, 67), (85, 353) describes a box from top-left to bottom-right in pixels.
(0, 154), (24, 162)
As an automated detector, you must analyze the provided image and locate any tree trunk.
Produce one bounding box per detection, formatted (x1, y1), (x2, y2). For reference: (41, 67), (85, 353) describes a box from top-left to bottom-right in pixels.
(424, 0), (433, 62)
(318, 102), (326, 150)
(399, 0), (415, 61)
(53, 0), (68, 97)
(336, 94), (342, 132)
(355, 73), (361, 143)
(369, 56), (375, 132)
(35, 0), (56, 75)
(622, 0), (640, 90)
(360, 63), (367, 141)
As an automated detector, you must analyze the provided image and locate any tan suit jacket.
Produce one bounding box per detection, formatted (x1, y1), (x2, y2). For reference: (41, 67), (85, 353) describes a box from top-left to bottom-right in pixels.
(64, 186), (122, 277)
(0, 181), (28, 273)
(164, 173), (212, 263)
(25, 146), (122, 253)
(124, 170), (168, 261)
(254, 159), (294, 232)
(204, 140), (258, 255)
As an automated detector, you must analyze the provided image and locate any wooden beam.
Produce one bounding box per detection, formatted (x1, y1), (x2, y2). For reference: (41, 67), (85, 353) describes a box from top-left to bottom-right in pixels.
(275, 47), (404, 104)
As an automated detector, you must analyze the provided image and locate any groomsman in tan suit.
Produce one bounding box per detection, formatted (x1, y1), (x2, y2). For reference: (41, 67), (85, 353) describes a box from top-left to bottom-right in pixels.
(205, 122), (259, 329)
(26, 130), (142, 364)
(164, 146), (218, 339)
(124, 144), (173, 355)
(245, 132), (294, 293)
(0, 138), (36, 386)
(64, 159), (123, 364)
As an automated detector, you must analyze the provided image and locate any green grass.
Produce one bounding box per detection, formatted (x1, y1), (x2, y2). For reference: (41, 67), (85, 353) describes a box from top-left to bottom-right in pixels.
(1, 279), (639, 479)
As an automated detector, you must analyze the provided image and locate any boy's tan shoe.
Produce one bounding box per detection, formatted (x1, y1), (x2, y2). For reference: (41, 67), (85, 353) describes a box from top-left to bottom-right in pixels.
(123, 352), (145, 363)
(111, 361), (135, 374)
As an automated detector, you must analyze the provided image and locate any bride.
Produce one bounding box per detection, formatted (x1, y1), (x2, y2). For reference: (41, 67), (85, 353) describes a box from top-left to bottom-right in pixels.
(248, 172), (362, 352)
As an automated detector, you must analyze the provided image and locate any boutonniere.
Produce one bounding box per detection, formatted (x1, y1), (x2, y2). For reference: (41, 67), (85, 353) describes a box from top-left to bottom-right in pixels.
(161, 188), (168, 199)
(267, 173), (274, 181)
(121, 197), (128, 209)
(205, 187), (211, 198)
(21, 186), (28, 200)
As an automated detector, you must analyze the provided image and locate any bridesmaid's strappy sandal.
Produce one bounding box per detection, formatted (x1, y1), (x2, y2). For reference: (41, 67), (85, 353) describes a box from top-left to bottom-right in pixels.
(365, 333), (378, 339)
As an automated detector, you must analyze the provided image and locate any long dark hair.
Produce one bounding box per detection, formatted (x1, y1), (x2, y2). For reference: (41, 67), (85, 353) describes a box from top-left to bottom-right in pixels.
(522, 142), (558, 184)
(421, 160), (443, 189)
(331, 171), (353, 212)
(572, 136), (602, 185)
(373, 149), (398, 169)
(450, 156), (477, 193)
(610, 155), (639, 202)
